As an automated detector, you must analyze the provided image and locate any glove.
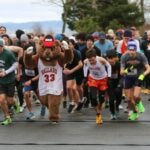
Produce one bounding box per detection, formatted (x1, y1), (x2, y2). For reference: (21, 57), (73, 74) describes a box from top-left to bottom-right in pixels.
(26, 46), (33, 54)
(124, 65), (134, 74)
(138, 74), (145, 81)
(62, 40), (69, 50)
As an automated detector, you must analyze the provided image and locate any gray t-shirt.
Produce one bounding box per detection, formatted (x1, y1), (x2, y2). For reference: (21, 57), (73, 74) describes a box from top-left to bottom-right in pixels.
(120, 52), (148, 77)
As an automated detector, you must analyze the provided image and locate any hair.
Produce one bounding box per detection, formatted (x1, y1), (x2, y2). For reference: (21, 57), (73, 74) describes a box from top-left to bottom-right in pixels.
(0, 26), (6, 31)
(106, 49), (117, 59)
(68, 39), (76, 46)
(86, 35), (94, 42)
(76, 32), (87, 41)
(15, 29), (25, 40)
(86, 49), (97, 58)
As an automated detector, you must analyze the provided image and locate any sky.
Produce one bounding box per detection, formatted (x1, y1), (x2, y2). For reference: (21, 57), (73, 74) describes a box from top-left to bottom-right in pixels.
(0, 0), (63, 23)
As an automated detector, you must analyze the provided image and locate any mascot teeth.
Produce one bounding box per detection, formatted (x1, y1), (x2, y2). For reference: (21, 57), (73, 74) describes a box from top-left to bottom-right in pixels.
(46, 57), (50, 61)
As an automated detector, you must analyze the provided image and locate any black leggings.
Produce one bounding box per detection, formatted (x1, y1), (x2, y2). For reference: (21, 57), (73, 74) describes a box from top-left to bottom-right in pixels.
(108, 87), (122, 114)
(15, 80), (24, 106)
(89, 86), (106, 107)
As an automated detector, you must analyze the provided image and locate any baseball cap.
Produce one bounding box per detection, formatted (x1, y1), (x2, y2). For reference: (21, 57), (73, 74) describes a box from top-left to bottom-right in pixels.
(127, 39), (137, 51)
(43, 35), (55, 47)
(99, 32), (106, 39)
(92, 31), (100, 40)
(0, 38), (4, 47)
(124, 30), (132, 38)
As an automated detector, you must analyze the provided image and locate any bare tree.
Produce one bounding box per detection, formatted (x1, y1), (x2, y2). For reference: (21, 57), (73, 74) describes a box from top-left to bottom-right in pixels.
(32, 23), (43, 35)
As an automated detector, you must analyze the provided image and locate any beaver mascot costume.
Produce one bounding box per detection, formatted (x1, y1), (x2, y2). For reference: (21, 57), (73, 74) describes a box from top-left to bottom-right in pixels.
(24, 34), (72, 123)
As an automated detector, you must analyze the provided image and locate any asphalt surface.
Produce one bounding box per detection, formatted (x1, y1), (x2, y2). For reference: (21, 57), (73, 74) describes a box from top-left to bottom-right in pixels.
(0, 94), (150, 150)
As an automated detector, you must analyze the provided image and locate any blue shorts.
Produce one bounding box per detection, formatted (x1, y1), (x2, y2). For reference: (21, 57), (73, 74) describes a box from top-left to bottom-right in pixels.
(23, 81), (38, 93)
(124, 76), (142, 89)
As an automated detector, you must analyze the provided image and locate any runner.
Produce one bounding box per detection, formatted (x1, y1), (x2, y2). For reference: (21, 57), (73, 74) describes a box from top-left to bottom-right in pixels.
(83, 50), (111, 125)
(106, 50), (123, 120)
(0, 39), (19, 125)
(63, 39), (83, 113)
(120, 39), (150, 120)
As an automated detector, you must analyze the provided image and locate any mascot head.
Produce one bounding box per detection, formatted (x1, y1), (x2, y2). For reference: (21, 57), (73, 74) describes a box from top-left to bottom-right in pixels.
(38, 34), (61, 61)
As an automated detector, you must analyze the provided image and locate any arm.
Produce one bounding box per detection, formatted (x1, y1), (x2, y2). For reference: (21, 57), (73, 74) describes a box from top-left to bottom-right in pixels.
(99, 57), (111, 77)
(0, 62), (18, 77)
(63, 60), (83, 75)
(83, 60), (89, 77)
(5, 46), (23, 60)
(58, 41), (73, 66)
(24, 47), (38, 69)
(5, 62), (18, 75)
(143, 64), (150, 76)
(24, 75), (39, 86)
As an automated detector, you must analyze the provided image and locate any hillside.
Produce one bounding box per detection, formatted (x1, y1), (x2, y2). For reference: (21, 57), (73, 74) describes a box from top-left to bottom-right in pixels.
(0, 20), (63, 34)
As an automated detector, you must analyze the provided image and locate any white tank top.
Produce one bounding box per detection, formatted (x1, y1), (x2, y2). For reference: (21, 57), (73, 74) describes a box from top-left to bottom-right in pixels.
(38, 59), (63, 96)
(87, 56), (107, 80)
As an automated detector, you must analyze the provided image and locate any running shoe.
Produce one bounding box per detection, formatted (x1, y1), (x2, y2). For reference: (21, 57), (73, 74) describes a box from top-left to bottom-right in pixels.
(76, 102), (84, 111)
(115, 110), (120, 119)
(26, 112), (36, 120)
(63, 101), (67, 109)
(51, 121), (58, 125)
(40, 106), (46, 117)
(110, 113), (116, 120)
(67, 103), (77, 113)
(1, 117), (12, 125)
(20, 106), (25, 113)
(14, 101), (20, 114)
(136, 101), (145, 113)
(96, 114), (103, 124)
(128, 112), (139, 121)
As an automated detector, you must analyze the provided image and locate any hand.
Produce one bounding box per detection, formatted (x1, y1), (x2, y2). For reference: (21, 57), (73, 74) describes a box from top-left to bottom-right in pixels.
(24, 80), (32, 86)
(0, 71), (6, 77)
(62, 41), (69, 50)
(16, 74), (21, 81)
(138, 74), (145, 81)
(63, 68), (72, 75)
(124, 65), (134, 74)
(26, 46), (33, 54)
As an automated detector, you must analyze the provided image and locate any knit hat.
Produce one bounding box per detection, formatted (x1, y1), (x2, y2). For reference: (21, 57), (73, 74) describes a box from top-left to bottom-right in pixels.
(124, 30), (132, 38)
(55, 34), (63, 41)
(20, 34), (29, 42)
(43, 34), (55, 47)
(127, 39), (137, 51)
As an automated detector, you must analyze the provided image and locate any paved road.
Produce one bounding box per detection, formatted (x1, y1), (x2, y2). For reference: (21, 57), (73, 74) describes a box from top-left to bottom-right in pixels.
(0, 94), (150, 150)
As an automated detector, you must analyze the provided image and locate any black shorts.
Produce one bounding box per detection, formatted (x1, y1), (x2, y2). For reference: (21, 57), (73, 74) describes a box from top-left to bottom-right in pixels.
(66, 73), (84, 85)
(124, 76), (142, 89)
(0, 82), (15, 97)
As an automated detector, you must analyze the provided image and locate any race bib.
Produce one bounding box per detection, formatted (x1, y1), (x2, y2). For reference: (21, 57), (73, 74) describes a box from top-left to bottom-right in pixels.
(92, 71), (100, 77)
(25, 69), (35, 76)
(127, 69), (137, 76)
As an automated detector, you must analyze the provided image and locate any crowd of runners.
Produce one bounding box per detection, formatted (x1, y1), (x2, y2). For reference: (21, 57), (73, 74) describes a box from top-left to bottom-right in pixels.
(0, 25), (150, 125)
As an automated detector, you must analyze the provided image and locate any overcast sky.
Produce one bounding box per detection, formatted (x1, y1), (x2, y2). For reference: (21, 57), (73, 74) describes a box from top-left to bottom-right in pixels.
(0, 0), (63, 23)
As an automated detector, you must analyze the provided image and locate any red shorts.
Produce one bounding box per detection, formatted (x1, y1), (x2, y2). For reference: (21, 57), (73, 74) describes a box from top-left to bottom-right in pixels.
(88, 76), (108, 91)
